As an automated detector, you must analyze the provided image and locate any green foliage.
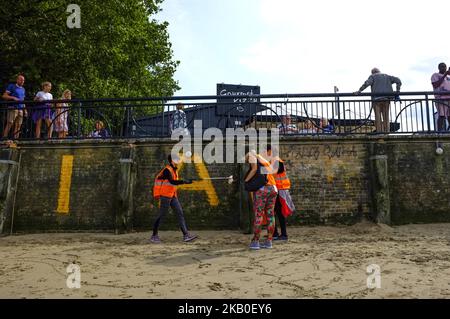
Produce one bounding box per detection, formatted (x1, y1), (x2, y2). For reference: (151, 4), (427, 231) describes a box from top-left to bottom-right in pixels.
(0, 0), (179, 133)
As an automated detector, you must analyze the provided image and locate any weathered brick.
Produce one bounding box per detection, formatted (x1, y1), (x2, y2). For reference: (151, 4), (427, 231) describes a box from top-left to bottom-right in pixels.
(0, 135), (448, 233)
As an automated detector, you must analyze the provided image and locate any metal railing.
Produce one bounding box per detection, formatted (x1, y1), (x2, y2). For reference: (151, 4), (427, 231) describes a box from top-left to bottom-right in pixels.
(0, 92), (449, 140)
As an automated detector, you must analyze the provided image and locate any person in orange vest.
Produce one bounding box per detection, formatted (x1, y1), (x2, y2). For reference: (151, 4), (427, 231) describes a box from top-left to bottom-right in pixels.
(151, 154), (198, 243)
(245, 149), (278, 250)
(268, 147), (295, 241)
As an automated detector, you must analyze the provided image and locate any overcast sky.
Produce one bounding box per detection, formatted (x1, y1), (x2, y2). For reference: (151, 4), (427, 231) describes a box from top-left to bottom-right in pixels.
(157, 0), (450, 96)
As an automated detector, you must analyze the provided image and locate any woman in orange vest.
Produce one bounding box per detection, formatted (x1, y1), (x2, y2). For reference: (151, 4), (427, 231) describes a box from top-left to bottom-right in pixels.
(268, 148), (295, 241)
(151, 154), (198, 243)
(245, 150), (278, 250)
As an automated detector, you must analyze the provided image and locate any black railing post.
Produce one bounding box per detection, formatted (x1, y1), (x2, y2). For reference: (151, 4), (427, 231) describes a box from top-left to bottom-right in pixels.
(334, 95), (339, 122)
(340, 101), (344, 134)
(126, 103), (130, 138)
(4, 91), (443, 139)
(334, 90), (339, 134)
(162, 100), (165, 138)
(77, 102), (82, 138)
(425, 93), (432, 133)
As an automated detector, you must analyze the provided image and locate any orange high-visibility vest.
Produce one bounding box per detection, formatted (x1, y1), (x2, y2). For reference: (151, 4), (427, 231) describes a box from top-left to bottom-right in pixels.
(256, 154), (276, 187)
(153, 165), (179, 199)
(273, 158), (291, 190)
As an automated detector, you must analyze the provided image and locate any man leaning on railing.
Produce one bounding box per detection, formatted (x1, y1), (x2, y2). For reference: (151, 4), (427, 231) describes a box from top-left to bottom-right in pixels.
(354, 68), (402, 133)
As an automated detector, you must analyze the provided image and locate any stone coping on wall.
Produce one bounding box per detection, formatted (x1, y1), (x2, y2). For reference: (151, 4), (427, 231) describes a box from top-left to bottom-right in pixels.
(1, 133), (449, 148)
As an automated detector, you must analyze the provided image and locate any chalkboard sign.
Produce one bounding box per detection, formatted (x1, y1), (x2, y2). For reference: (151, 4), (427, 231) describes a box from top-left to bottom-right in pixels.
(216, 83), (261, 116)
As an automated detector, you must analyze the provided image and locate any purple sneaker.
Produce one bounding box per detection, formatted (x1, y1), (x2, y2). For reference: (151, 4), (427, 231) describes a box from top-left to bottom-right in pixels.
(150, 235), (161, 244)
(261, 240), (273, 249)
(183, 233), (198, 242)
(249, 240), (260, 250)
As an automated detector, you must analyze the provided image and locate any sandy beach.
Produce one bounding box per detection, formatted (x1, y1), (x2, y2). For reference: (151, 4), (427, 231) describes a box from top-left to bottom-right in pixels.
(1, 222), (450, 299)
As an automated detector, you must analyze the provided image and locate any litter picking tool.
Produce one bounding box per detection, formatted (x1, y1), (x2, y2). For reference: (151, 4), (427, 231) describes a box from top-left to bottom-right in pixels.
(191, 175), (235, 185)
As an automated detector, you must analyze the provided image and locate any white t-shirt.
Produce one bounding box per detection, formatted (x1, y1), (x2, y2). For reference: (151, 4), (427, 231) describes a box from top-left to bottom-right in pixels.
(431, 73), (450, 98)
(36, 91), (53, 101)
(277, 123), (298, 134)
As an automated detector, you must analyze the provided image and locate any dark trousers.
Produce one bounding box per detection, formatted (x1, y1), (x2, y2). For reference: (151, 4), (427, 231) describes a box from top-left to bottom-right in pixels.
(153, 196), (188, 236)
(274, 196), (288, 237)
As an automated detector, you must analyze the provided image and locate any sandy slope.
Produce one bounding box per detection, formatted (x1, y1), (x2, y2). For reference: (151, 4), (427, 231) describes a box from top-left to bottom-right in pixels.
(1, 222), (450, 299)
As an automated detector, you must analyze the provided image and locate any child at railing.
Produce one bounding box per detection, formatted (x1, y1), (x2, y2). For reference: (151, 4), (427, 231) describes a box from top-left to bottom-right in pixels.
(54, 89), (71, 138)
(33, 82), (54, 139)
(88, 120), (110, 138)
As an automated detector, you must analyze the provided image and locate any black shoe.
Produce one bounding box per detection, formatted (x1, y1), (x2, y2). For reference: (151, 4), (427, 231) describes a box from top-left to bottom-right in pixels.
(273, 235), (288, 241)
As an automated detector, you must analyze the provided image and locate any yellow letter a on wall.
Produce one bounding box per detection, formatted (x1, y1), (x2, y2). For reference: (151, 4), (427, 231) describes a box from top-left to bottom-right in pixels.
(177, 154), (219, 206)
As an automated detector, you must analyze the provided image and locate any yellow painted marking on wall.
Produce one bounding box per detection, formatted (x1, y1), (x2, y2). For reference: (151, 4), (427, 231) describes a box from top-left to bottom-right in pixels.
(56, 155), (74, 214)
(323, 158), (335, 184)
(178, 154), (220, 206)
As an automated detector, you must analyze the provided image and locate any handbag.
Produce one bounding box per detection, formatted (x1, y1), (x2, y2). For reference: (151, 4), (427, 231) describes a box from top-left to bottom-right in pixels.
(244, 164), (268, 192)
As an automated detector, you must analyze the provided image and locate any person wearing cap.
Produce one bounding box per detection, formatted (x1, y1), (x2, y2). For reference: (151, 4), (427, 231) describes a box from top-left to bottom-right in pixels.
(355, 68), (402, 133)
(151, 153), (198, 243)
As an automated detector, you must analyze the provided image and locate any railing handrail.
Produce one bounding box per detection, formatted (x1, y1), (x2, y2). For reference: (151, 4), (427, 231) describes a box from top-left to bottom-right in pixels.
(0, 91), (444, 107)
(1, 91), (448, 139)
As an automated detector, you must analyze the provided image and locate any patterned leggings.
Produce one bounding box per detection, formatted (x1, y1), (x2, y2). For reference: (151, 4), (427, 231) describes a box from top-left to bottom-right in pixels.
(252, 186), (278, 241)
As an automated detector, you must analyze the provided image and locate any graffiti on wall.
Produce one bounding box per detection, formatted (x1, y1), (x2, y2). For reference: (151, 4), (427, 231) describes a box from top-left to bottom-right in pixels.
(291, 144), (358, 161)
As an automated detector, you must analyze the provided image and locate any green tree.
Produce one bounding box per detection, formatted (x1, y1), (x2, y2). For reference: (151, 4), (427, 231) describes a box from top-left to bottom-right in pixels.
(0, 0), (180, 135)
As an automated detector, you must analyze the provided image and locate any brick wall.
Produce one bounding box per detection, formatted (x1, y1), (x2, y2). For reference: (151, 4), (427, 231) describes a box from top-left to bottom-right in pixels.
(385, 138), (450, 224)
(13, 144), (120, 232)
(132, 142), (240, 231)
(1, 135), (449, 233)
(279, 140), (370, 224)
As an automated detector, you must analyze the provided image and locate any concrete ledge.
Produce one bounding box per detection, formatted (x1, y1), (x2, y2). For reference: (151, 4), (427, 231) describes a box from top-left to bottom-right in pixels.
(0, 133), (449, 148)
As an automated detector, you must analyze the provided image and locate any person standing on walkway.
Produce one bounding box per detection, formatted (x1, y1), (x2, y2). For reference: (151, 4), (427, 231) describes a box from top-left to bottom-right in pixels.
(54, 89), (71, 138)
(33, 81), (54, 139)
(355, 68), (402, 133)
(2, 75), (27, 139)
(431, 62), (450, 131)
(171, 103), (188, 136)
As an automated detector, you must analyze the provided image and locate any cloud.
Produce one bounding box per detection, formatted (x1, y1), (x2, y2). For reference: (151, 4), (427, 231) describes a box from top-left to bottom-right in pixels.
(157, 0), (450, 95)
(239, 0), (450, 92)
